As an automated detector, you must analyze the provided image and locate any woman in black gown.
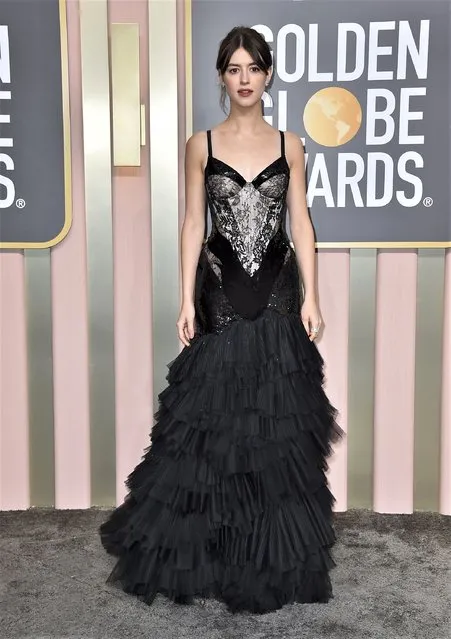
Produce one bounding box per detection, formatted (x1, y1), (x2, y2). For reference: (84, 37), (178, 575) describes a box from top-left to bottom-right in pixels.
(100, 26), (343, 615)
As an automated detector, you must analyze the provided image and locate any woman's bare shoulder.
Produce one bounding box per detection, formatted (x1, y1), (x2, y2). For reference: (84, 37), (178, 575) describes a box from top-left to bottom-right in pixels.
(284, 130), (304, 149)
(186, 130), (208, 151)
(283, 130), (305, 164)
(185, 130), (209, 166)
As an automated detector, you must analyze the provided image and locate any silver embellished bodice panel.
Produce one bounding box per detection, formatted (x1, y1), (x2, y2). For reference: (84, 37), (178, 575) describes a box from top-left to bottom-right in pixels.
(206, 159), (289, 276)
(194, 132), (302, 335)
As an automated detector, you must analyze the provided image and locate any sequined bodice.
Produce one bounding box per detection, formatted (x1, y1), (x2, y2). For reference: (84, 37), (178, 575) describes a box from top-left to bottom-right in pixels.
(205, 154), (290, 275)
(195, 130), (301, 335)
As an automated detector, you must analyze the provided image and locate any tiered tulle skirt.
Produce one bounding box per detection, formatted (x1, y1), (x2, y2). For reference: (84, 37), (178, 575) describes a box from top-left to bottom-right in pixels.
(99, 309), (343, 614)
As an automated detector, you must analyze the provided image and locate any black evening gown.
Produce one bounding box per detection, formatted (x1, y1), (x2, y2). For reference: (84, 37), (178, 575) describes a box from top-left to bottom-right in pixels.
(99, 130), (343, 614)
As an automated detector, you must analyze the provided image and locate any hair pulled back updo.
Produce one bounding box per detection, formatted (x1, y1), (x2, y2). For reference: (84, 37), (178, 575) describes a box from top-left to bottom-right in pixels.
(216, 26), (273, 112)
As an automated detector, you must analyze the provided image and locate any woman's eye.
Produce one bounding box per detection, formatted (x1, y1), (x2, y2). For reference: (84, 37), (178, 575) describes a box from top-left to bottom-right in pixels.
(250, 66), (261, 73)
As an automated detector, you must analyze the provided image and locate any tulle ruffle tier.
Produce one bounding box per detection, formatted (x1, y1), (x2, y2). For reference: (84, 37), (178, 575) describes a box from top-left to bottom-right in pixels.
(100, 309), (343, 614)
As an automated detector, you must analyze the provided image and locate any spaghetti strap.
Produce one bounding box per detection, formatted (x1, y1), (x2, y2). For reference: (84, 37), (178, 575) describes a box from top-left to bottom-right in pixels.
(206, 129), (212, 157)
(280, 130), (285, 157)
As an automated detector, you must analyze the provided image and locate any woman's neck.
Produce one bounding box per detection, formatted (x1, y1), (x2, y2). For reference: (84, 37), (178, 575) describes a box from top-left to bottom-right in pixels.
(223, 103), (267, 134)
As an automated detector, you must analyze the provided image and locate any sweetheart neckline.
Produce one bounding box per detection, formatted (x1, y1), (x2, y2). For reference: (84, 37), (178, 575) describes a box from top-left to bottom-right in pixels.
(206, 155), (288, 185)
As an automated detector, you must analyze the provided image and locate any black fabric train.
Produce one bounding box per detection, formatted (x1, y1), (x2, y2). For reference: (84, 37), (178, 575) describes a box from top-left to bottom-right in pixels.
(99, 129), (343, 615)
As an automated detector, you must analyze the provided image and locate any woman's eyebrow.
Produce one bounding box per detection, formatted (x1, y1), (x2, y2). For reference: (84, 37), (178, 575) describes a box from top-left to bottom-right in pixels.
(227, 62), (257, 68)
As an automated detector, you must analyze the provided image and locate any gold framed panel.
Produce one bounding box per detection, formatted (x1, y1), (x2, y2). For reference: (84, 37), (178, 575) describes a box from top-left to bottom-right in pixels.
(0, 0), (72, 250)
(183, 0), (450, 250)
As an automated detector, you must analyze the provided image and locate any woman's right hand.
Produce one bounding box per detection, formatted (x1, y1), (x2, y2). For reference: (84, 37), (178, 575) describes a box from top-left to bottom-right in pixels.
(176, 302), (196, 347)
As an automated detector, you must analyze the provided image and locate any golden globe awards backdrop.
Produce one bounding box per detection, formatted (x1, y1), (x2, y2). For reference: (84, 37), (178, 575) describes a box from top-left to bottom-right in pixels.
(0, 0), (71, 249)
(190, 0), (451, 247)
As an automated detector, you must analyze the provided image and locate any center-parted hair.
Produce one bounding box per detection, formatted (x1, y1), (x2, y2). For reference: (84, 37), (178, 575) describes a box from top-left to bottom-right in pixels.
(216, 26), (273, 111)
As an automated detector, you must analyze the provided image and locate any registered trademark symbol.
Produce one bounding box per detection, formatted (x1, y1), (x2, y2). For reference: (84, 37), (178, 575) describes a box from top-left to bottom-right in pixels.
(423, 196), (433, 207)
(16, 198), (26, 209)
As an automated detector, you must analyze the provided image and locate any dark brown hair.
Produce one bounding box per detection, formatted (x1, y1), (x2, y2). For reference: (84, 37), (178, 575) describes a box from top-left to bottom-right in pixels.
(216, 26), (273, 112)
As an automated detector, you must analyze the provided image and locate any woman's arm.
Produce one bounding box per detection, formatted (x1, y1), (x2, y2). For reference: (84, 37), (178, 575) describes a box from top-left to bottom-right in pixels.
(177, 132), (206, 346)
(285, 131), (322, 340)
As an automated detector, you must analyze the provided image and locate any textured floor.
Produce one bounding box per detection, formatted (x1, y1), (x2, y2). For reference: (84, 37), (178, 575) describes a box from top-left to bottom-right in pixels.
(0, 509), (449, 639)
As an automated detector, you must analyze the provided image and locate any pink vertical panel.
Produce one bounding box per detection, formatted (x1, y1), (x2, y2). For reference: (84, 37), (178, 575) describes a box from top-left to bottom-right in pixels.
(108, 0), (153, 504)
(440, 249), (451, 515)
(317, 250), (350, 512)
(176, 0), (187, 354)
(176, 0), (187, 232)
(51, 0), (91, 509)
(0, 253), (30, 509)
(373, 251), (417, 513)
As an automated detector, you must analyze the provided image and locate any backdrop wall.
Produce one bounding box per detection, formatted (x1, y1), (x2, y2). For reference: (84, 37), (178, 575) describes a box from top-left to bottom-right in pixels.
(0, 0), (449, 515)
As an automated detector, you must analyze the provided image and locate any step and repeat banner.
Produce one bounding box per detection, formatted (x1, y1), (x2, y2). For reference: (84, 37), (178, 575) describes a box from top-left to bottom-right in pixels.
(0, 0), (71, 249)
(190, 0), (451, 246)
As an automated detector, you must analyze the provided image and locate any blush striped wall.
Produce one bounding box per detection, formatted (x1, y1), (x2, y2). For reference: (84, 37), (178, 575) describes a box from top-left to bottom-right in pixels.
(0, 0), (450, 515)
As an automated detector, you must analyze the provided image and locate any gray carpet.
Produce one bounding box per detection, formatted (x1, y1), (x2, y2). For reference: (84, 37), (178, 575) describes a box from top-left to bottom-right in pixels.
(0, 509), (449, 639)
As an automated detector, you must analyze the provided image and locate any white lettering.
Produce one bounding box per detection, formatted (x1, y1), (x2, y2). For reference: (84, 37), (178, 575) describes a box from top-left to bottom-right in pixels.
(397, 20), (430, 80)
(262, 91), (273, 126)
(366, 153), (394, 207)
(259, 20), (430, 82)
(368, 21), (396, 81)
(308, 24), (333, 82)
(0, 27), (14, 210)
(306, 154), (335, 207)
(397, 152), (423, 206)
(366, 89), (396, 145)
(276, 24), (305, 83)
(252, 24), (275, 65)
(277, 90), (287, 131)
(337, 153), (365, 207)
(337, 23), (366, 82)
(0, 90), (11, 124)
(399, 87), (426, 144)
(0, 90), (12, 145)
(0, 153), (15, 208)
(252, 24), (274, 44)
(0, 26), (11, 83)
(252, 20), (430, 212)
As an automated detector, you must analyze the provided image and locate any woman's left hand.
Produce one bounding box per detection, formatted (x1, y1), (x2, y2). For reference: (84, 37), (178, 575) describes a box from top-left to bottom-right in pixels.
(301, 297), (322, 341)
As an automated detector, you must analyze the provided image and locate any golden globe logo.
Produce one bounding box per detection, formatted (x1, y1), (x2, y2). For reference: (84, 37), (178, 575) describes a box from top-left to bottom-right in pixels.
(303, 87), (362, 147)
(255, 19), (430, 208)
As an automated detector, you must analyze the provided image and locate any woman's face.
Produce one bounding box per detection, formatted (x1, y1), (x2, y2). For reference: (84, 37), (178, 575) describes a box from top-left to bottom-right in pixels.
(221, 47), (271, 108)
